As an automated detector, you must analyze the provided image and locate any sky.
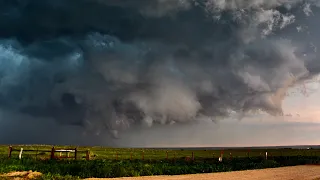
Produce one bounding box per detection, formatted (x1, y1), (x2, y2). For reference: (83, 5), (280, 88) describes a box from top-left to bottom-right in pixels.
(1, 89), (319, 147)
(283, 80), (320, 123)
(0, 0), (320, 147)
(119, 88), (320, 147)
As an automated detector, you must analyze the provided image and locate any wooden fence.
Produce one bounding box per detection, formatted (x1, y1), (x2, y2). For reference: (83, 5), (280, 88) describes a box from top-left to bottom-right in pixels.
(6, 147), (272, 161)
(6, 146), (319, 161)
(8, 146), (90, 160)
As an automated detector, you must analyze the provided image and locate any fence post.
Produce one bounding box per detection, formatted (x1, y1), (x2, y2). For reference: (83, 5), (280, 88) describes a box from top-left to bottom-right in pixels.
(50, 147), (55, 160)
(74, 148), (77, 160)
(8, 146), (12, 159)
(166, 151), (168, 160)
(142, 151), (144, 160)
(192, 152), (194, 161)
(19, 148), (24, 160)
(130, 152), (133, 160)
(265, 151), (268, 160)
(86, 150), (90, 160)
(173, 152), (176, 162)
(36, 148), (38, 160)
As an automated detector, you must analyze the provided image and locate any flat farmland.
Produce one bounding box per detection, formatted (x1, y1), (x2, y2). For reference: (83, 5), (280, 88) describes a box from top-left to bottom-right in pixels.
(0, 145), (320, 179)
(1, 145), (319, 160)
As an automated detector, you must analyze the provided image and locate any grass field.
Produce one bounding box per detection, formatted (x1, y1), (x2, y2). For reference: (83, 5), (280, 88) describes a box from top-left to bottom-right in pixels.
(1, 145), (320, 160)
(0, 145), (320, 179)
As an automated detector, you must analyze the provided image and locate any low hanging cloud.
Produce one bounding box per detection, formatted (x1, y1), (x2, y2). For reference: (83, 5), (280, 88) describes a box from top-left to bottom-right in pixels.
(0, 0), (319, 144)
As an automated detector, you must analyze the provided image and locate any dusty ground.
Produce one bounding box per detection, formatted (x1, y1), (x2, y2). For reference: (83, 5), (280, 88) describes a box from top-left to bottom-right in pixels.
(85, 165), (320, 180)
(0, 171), (42, 180)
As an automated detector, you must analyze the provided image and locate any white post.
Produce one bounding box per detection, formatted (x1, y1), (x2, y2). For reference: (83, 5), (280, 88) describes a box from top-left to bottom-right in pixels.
(19, 148), (23, 160)
(219, 151), (223, 162)
(265, 151), (268, 160)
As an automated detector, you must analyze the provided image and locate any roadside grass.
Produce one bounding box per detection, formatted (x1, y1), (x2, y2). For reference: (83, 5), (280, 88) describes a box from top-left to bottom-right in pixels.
(0, 145), (319, 179)
(1, 156), (320, 179)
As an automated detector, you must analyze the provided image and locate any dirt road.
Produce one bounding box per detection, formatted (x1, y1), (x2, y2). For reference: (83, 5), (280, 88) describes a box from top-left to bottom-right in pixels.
(85, 165), (320, 180)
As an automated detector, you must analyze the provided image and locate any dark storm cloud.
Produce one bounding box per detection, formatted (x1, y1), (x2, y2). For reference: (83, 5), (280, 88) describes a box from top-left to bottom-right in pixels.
(0, 0), (319, 143)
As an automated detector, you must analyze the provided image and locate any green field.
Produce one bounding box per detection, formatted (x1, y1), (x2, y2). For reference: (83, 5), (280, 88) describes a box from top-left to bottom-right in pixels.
(2, 145), (320, 160)
(1, 145), (320, 179)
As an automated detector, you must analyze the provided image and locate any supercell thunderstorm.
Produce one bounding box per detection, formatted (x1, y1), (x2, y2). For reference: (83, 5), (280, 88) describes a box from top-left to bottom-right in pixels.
(0, 0), (320, 145)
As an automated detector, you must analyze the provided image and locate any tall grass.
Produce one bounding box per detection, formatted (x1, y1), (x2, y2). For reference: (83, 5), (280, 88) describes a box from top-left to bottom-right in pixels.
(1, 156), (319, 179)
